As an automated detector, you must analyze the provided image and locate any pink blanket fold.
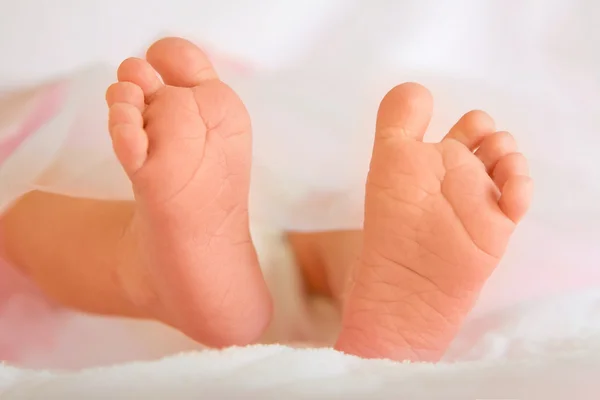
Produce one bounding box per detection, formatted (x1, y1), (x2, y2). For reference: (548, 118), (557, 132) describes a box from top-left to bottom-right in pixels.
(0, 82), (68, 364)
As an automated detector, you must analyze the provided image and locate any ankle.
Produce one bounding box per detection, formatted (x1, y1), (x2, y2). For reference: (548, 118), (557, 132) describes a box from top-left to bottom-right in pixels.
(287, 230), (363, 305)
(113, 218), (161, 320)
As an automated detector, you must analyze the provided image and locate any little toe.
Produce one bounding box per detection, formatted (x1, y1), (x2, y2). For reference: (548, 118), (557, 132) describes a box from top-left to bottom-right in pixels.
(108, 102), (143, 131)
(111, 124), (149, 176)
(106, 82), (145, 111)
(492, 152), (529, 190)
(146, 37), (218, 87)
(499, 175), (533, 223)
(109, 103), (148, 176)
(443, 110), (495, 150)
(475, 131), (517, 172)
(117, 57), (163, 99)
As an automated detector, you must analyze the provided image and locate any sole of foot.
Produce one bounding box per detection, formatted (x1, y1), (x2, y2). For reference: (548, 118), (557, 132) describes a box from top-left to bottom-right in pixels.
(105, 37), (272, 347)
(335, 83), (532, 361)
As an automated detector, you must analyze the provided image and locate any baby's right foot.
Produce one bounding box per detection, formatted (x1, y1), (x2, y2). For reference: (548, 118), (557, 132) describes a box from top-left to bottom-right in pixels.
(105, 38), (271, 347)
(335, 83), (532, 361)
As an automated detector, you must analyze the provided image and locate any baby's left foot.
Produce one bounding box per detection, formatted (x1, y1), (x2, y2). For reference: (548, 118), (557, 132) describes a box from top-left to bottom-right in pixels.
(105, 38), (271, 347)
(335, 83), (532, 361)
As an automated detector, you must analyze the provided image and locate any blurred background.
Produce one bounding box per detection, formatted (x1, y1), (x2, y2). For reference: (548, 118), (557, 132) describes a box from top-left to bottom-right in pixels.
(1, 0), (598, 214)
(0, 0), (598, 368)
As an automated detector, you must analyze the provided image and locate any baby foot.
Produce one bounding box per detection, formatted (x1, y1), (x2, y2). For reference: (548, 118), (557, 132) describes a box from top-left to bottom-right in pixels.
(105, 38), (271, 347)
(335, 83), (532, 361)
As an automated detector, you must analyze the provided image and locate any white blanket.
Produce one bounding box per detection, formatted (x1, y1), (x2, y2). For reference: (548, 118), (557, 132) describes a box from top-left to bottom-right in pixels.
(0, 0), (599, 398)
(2, 291), (600, 398)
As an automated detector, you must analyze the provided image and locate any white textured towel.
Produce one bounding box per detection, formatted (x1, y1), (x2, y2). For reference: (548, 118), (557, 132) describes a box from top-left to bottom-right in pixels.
(2, 290), (600, 398)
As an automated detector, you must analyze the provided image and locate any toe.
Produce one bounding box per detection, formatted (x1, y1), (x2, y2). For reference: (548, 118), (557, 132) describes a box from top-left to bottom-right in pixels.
(117, 57), (163, 99)
(474, 131), (517, 172)
(108, 103), (143, 130)
(111, 124), (148, 177)
(443, 110), (495, 150)
(146, 37), (218, 87)
(106, 82), (145, 111)
(492, 152), (529, 190)
(108, 103), (147, 176)
(375, 82), (433, 142)
(499, 175), (533, 223)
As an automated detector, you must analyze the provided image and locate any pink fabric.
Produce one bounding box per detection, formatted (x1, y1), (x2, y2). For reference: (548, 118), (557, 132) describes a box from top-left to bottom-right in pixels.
(0, 257), (63, 364)
(0, 83), (68, 364)
(0, 83), (66, 166)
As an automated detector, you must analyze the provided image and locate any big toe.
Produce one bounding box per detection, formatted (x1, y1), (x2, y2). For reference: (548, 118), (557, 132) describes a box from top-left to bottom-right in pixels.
(375, 82), (433, 142)
(146, 37), (218, 87)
